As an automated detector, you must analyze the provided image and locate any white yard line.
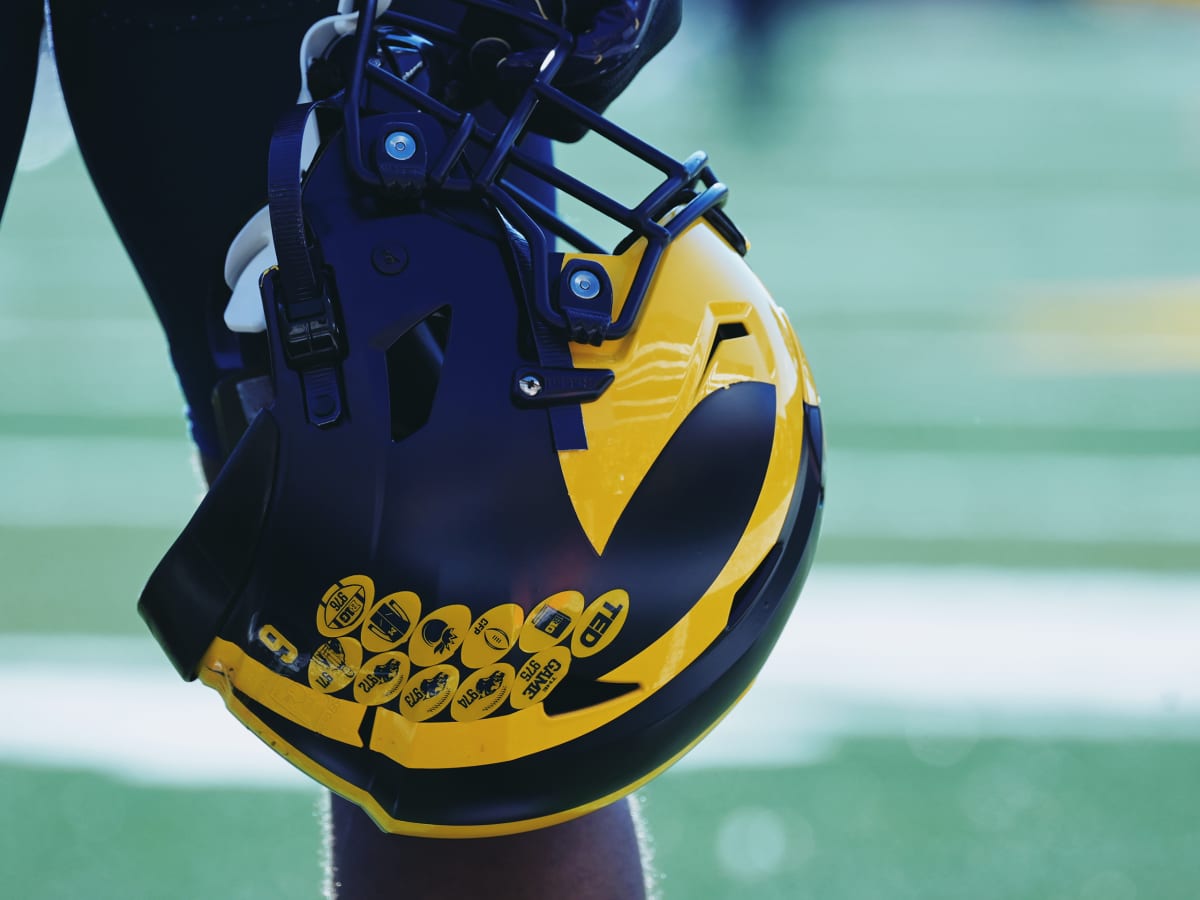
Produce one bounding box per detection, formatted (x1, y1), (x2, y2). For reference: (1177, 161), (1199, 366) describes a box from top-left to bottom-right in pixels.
(695, 566), (1200, 769)
(0, 567), (1196, 787)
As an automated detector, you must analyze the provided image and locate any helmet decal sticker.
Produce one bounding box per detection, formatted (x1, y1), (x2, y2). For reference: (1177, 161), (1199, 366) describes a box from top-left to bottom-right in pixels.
(571, 589), (629, 658)
(400, 664), (461, 721)
(461, 604), (525, 669)
(308, 636), (363, 693)
(261, 582), (633, 723)
(317, 575), (374, 637)
(361, 591), (421, 653)
(353, 651), (411, 705)
(519, 591), (584, 653)
(451, 663), (516, 722)
(409, 605), (471, 667)
(511, 646), (572, 710)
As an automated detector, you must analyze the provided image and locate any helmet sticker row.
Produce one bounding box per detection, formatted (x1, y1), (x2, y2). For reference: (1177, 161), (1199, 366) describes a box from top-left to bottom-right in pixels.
(257, 576), (630, 724)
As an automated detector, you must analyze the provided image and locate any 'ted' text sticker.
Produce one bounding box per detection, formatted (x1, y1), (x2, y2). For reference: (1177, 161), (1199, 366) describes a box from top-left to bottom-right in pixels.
(571, 589), (629, 658)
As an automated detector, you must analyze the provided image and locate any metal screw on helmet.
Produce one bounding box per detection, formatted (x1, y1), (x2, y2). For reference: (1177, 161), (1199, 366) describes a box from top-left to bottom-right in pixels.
(569, 269), (602, 300)
(517, 374), (544, 397)
(385, 131), (417, 161)
(371, 243), (409, 276)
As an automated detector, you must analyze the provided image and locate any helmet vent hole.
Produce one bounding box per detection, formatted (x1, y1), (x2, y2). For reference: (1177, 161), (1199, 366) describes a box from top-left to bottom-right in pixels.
(705, 322), (750, 369)
(726, 543), (783, 633)
(385, 306), (451, 442)
(542, 679), (640, 718)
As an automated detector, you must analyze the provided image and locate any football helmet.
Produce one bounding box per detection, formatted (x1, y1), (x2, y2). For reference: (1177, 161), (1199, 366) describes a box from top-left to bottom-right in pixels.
(140, 0), (824, 837)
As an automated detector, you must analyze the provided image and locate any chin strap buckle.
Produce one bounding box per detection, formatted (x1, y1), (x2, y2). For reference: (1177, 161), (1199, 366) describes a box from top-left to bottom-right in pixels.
(280, 296), (343, 367)
(276, 286), (346, 429)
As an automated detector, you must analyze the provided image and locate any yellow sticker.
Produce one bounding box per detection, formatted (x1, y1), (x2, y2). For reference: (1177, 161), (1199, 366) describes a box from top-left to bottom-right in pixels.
(451, 663), (516, 722)
(257, 623), (299, 665)
(571, 590), (630, 658)
(308, 637), (363, 694)
(408, 604), (472, 668)
(518, 591), (584, 654)
(511, 645), (572, 710)
(361, 591), (421, 653)
(399, 664), (460, 722)
(352, 651), (411, 706)
(317, 575), (374, 637)
(461, 603), (525, 669)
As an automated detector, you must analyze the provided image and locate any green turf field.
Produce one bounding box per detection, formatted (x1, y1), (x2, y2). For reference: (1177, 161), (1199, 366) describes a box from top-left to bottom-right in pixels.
(2, 2), (1198, 897)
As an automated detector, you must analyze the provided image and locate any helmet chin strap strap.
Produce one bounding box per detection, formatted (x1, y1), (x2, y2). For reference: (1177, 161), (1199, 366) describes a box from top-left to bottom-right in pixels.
(224, 2), (393, 334)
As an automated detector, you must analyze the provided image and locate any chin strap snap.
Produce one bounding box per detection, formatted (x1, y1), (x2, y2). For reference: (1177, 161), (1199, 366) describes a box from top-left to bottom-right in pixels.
(267, 100), (347, 429)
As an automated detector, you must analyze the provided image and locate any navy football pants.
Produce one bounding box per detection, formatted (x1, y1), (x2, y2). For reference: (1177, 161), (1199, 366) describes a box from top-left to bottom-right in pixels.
(2, 0), (337, 466)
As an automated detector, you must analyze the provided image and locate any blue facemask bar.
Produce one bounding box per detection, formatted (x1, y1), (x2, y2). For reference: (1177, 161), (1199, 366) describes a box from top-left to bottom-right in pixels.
(311, 0), (746, 346)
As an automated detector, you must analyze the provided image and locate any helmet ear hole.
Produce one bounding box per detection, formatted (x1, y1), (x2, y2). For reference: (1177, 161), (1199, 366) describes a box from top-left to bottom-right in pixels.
(386, 306), (452, 441)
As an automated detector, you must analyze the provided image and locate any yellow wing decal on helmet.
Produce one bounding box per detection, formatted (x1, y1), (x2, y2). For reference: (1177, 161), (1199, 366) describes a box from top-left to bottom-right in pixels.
(560, 220), (799, 556)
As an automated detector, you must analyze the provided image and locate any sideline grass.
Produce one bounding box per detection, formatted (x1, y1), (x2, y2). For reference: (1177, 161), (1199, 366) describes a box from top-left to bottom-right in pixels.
(642, 738), (1200, 900)
(5, 738), (1199, 900)
(0, 768), (323, 900)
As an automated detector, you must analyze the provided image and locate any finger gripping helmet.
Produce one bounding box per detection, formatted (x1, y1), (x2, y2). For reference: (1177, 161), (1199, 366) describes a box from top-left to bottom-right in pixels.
(140, 0), (824, 837)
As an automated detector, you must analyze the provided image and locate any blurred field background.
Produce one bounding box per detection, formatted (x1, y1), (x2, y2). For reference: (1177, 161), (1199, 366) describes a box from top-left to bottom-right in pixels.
(2, 1), (1199, 897)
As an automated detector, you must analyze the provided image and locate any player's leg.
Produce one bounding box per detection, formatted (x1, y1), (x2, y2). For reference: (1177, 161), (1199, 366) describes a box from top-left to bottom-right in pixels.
(0, 0), (46, 221)
(48, 0), (331, 475)
(327, 794), (650, 900)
